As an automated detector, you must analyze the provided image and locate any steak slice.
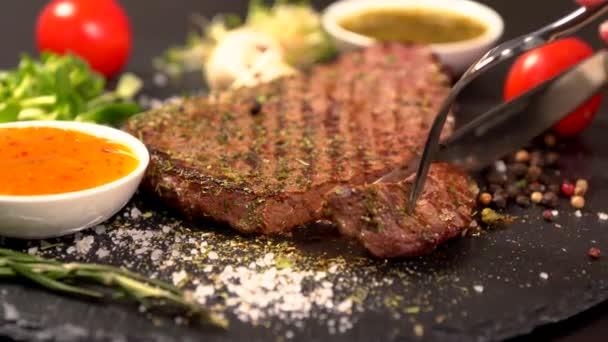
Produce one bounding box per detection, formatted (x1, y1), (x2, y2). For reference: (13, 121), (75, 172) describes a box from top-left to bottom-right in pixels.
(324, 163), (477, 258)
(125, 43), (456, 235)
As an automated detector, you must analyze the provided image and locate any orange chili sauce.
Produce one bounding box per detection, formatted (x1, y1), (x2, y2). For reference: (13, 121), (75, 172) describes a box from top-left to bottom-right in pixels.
(0, 126), (139, 196)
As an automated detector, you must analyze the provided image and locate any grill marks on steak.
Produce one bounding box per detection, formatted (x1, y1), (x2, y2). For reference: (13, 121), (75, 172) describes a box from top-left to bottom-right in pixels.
(126, 43), (455, 236)
(324, 163), (477, 258)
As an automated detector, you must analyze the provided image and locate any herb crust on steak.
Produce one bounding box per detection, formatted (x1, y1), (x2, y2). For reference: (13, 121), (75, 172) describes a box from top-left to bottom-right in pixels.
(125, 43), (475, 257)
(324, 163), (477, 258)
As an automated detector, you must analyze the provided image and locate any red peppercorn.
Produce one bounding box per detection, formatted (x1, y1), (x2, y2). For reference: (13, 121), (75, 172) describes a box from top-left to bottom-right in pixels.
(561, 182), (575, 197)
(588, 247), (601, 259)
(542, 210), (554, 221)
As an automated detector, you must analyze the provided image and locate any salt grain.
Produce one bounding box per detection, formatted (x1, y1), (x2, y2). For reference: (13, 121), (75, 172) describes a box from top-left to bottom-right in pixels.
(575, 210), (582, 218)
(130, 207), (142, 219)
(153, 73), (168, 87)
(193, 285), (215, 305)
(285, 330), (295, 339)
(494, 160), (507, 173)
(150, 249), (163, 261)
(94, 225), (107, 235)
(2, 303), (19, 321)
(171, 270), (188, 287)
(75, 236), (95, 255)
(191, 256), (350, 327)
(95, 248), (110, 259)
(539, 272), (549, 280)
(27, 247), (38, 255)
(134, 247), (148, 255)
(208, 251), (219, 260)
(598, 212), (608, 221)
(52, 214), (372, 335)
(473, 285), (484, 293)
(336, 299), (353, 313)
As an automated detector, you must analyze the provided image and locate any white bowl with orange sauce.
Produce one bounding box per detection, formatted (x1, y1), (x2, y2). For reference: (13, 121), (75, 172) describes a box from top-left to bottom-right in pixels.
(0, 121), (149, 239)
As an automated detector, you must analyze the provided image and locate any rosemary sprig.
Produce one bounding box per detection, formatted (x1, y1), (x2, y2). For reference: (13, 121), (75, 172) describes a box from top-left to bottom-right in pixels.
(0, 248), (227, 328)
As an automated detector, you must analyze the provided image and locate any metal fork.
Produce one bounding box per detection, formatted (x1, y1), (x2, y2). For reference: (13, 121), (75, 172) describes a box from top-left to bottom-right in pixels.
(405, 3), (608, 212)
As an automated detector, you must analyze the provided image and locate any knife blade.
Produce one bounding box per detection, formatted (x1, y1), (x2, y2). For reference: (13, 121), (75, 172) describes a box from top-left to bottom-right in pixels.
(436, 49), (608, 171)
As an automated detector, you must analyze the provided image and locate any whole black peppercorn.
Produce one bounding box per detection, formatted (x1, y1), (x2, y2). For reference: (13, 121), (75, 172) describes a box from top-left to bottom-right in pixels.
(542, 192), (559, 208)
(527, 166), (543, 182)
(544, 152), (559, 166)
(539, 173), (555, 186)
(510, 163), (528, 177)
(528, 182), (545, 193)
(493, 192), (507, 208)
(529, 151), (544, 166)
(486, 171), (507, 185)
(249, 99), (262, 116)
(506, 184), (520, 198)
(547, 183), (560, 194)
(516, 195), (531, 207)
(488, 184), (503, 194)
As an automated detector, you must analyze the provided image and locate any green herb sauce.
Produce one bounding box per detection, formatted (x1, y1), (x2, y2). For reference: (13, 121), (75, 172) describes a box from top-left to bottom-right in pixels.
(339, 8), (487, 44)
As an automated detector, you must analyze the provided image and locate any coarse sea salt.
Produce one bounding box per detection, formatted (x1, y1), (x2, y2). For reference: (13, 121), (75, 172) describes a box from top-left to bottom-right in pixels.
(130, 207), (142, 219)
(153, 72), (168, 87)
(150, 249), (163, 261)
(95, 248), (110, 259)
(189, 252), (355, 328)
(598, 212), (608, 221)
(2, 303), (19, 321)
(75, 236), (95, 255)
(494, 160), (507, 173)
(48, 214), (412, 336)
(193, 284), (215, 304)
(94, 225), (107, 235)
(207, 251), (219, 260)
(172, 270), (188, 286)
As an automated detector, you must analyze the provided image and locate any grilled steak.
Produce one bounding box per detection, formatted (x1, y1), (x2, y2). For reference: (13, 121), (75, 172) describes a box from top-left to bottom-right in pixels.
(126, 43), (466, 248)
(324, 163), (477, 258)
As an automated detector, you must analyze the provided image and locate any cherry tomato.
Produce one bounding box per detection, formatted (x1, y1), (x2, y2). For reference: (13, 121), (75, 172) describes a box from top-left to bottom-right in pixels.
(504, 38), (603, 137)
(36, 0), (132, 78)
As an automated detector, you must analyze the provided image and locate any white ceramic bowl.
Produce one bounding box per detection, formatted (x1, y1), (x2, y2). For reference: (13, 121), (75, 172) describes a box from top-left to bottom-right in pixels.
(0, 121), (149, 239)
(322, 0), (504, 74)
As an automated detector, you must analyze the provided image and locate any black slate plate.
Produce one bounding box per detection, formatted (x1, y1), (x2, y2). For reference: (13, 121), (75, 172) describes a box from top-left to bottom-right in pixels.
(2, 0), (608, 341)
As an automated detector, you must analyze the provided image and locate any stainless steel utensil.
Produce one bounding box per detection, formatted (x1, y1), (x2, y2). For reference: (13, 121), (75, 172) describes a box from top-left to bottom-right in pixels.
(401, 3), (608, 212)
(435, 50), (608, 171)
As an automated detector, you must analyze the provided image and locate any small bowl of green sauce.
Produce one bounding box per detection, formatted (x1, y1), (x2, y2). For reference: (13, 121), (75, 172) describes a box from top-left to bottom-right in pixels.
(322, 0), (504, 74)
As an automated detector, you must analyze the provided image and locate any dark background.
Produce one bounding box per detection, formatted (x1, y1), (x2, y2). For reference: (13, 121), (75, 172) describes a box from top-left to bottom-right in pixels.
(1, 0), (608, 341)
